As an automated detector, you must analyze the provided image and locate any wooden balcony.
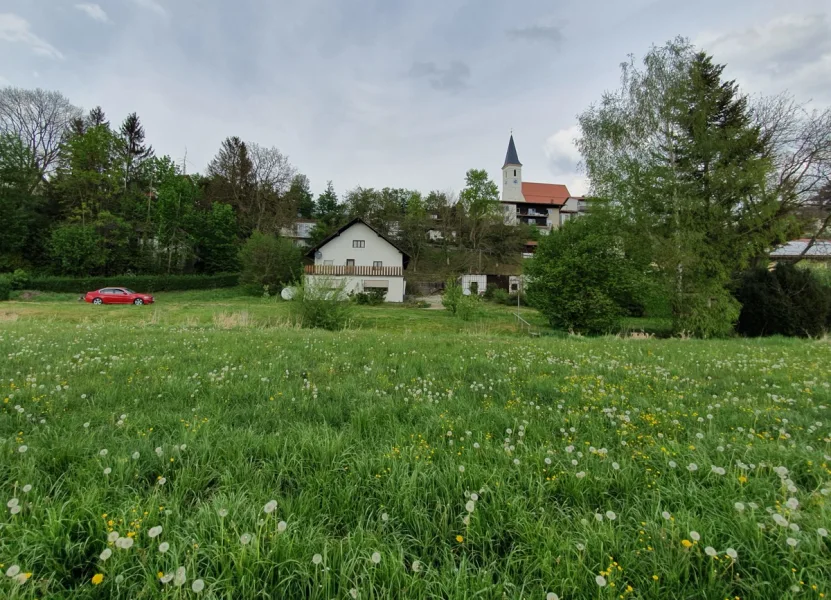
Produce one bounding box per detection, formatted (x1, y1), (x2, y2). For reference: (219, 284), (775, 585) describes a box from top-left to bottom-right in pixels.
(305, 264), (404, 277)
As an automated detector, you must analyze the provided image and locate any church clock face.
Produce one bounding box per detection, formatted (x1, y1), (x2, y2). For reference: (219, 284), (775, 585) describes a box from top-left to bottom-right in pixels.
(513, 179), (518, 184)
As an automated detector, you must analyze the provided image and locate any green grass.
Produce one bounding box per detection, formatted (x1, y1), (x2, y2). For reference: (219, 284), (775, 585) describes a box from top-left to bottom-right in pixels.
(1, 292), (830, 598)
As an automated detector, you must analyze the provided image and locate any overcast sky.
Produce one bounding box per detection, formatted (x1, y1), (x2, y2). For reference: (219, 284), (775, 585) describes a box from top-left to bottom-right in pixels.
(2, 0), (829, 198)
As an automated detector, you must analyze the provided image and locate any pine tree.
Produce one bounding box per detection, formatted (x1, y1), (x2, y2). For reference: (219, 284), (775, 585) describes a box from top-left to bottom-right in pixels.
(119, 113), (154, 188)
(285, 174), (315, 218)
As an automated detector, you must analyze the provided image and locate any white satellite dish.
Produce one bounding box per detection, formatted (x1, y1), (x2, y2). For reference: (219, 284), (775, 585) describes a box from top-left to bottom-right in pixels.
(462, 288), (471, 296)
(281, 286), (297, 300)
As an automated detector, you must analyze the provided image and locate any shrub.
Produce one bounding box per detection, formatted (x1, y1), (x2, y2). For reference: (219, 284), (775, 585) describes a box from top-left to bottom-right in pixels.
(489, 288), (510, 305)
(239, 232), (303, 294)
(442, 277), (462, 314)
(525, 216), (645, 334)
(9, 269), (29, 290)
(735, 264), (830, 337)
(469, 281), (479, 296)
(0, 276), (10, 301)
(291, 277), (352, 331)
(351, 288), (386, 305)
(673, 286), (740, 339)
(49, 223), (105, 277)
(24, 273), (239, 294)
(456, 294), (482, 321)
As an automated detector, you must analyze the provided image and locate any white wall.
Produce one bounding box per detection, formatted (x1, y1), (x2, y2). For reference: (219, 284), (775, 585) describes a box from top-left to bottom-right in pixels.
(314, 222), (404, 268)
(502, 165), (524, 203)
(306, 275), (406, 302)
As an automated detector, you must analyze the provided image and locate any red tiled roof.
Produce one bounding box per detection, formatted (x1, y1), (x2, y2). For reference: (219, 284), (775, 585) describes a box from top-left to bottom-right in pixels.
(521, 182), (571, 206)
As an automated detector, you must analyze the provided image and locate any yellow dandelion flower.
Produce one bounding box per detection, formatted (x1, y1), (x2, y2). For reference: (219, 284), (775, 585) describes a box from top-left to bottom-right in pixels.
(681, 540), (693, 548)
(92, 574), (104, 585)
(456, 535), (464, 543)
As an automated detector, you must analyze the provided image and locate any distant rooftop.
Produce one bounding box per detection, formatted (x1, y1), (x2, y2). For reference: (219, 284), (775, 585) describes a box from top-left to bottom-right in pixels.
(503, 134), (522, 168)
(770, 239), (831, 259)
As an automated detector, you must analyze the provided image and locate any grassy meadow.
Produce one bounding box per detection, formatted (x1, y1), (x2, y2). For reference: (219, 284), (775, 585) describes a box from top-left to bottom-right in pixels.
(1, 291), (830, 598)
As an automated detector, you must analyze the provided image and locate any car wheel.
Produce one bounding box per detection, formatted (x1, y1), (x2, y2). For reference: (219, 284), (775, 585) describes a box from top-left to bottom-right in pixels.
(93, 298), (103, 305)
(133, 298), (144, 306)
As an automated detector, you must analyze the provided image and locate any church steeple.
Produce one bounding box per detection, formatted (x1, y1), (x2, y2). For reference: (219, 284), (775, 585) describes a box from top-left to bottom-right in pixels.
(503, 134), (522, 168)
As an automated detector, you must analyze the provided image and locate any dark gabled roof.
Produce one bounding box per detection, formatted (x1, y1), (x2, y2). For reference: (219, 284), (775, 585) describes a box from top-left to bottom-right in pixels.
(503, 134), (522, 168)
(304, 218), (411, 269)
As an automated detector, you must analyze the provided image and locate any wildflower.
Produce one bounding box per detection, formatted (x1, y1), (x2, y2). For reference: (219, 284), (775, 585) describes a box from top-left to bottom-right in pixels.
(473, 442), (480, 449)
(99, 548), (112, 561)
(115, 575), (124, 584)
(595, 513), (603, 522)
(7, 498), (19, 508)
(103, 467), (112, 475)
(513, 458), (520, 465)
(180, 444), (187, 451)
(458, 465), (465, 473)
(456, 535), (464, 543)
(18, 445), (28, 453)
(92, 573), (104, 585)
(734, 502), (745, 512)
(161, 572), (174, 584)
(596, 575), (607, 587)
(773, 514), (789, 527)
(10, 505), (21, 515)
(687, 463), (698, 472)
(155, 447), (163, 457)
(157, 477), (166, 485)
(371, 552), (381, 564)
(818, 528), (828, 538)
(381, 512), (389, 521)
(412, 560), (422, 572)
(312, 554), (323, 565)
(471, 493), (479, 501)
(668, 461), (677, 468)
(710, 465), (725, 476)
(107, 531), (119, 542)
(681, 539), (693, 548)
(350, 588), (358, 598)
(690, 531), (700, 541)
(786, 537), (799, 547)
(14, 573), (31, 585)
(263, 500), (277, 514)
(240, 533), (253, 545)
(6, 565), (20, 578)
(217, 508), (228, 518)
(605, 510), (616, 520)
(785, 497), (799, 510)
(725, 548), (737, 559)
(115, 536), (134, 550)
(174, 567), (186, 587)
(547, 594), (559, 600)
(159, 542), (170, 553)
(99, 449), (108, 457)
(612, 462), (620, 470)
(131, 452), (140, 460)
(576, 471), (586, 479)
(662, 511), (671, 520)
(192, 579), (205, 593)
(22, 485), (31, 493)
(704, 546), (717, 557)
(576, 542), (585, 551)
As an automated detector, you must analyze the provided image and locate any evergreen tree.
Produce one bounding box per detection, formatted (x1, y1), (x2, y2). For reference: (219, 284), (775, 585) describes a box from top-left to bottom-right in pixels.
(119, 112), (154, 188)
(285, 174), (315, 218)
(314, 180), (342, 228)
(87, 106), (108, 128)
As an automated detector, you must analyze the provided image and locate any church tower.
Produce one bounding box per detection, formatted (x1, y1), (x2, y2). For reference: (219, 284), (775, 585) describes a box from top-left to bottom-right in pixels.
(502, 134), (524, 203)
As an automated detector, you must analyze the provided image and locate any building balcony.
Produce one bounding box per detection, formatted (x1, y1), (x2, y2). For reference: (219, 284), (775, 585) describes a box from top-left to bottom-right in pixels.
(305, 265), (404, 277)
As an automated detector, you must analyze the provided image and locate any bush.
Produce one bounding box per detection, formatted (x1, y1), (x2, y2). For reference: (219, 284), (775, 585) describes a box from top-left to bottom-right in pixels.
(291, 277), (353, 331)
(239, 232), (303, 294)
(442, 277), (462, 314)
(735, 264), (830, 337)
(525, 216), (645, 334)
(0, 276), (10, 301)
(23, 273), (239, 294)
(9, 269), (29, 290)
(673, 286), (740, 338)
(351, 288), (386, 305)
(489, 288), (510, 305)
(469, 281), (479, 296)
(456, 294), (482, 321)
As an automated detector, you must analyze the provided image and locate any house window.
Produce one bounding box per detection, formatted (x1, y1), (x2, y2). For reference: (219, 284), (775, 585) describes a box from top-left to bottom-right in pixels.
(346, 259), (355, 266)
(373, 261), (383, 268)
(352, 240), (365, 248)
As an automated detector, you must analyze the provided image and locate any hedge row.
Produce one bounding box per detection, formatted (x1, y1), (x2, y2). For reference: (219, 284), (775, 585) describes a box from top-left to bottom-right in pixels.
(23, 273), (240, 294)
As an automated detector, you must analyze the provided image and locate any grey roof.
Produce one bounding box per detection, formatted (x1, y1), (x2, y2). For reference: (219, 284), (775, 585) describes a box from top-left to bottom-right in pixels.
(770, 239), (831, 259)
(503, 134), (522, 167)
(304, 217), (410, 268)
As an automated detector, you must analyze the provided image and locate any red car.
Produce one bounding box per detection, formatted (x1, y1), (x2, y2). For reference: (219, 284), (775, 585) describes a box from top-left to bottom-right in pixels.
(84, 287), (155, 306)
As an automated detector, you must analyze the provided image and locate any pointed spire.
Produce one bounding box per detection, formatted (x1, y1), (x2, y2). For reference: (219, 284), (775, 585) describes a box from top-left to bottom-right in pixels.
(503, 134), (522, 168)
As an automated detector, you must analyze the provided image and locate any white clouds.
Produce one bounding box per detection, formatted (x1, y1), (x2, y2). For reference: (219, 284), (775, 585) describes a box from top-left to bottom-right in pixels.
(697, 14), (831, 105)
(0, 13), (64, 59)
(543, 125), (587, 195)
(132, 0), (168, 18)
(75, 3), (109, 23)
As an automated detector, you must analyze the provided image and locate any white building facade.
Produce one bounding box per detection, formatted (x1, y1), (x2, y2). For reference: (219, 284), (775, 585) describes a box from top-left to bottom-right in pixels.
(304, 219), (409, 303)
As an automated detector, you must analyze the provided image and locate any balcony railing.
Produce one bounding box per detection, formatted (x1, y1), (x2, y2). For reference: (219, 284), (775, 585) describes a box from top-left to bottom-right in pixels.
(305, 265), (404, 277)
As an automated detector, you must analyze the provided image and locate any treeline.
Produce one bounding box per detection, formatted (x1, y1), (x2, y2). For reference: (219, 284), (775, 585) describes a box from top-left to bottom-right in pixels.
(527, 40), (831, 337)
(0, 87), (528, 278)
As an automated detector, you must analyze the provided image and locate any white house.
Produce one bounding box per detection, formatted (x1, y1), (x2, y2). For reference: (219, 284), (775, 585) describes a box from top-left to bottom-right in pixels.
(280, 219), (317, 247)
(304, 218), (410, 302)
